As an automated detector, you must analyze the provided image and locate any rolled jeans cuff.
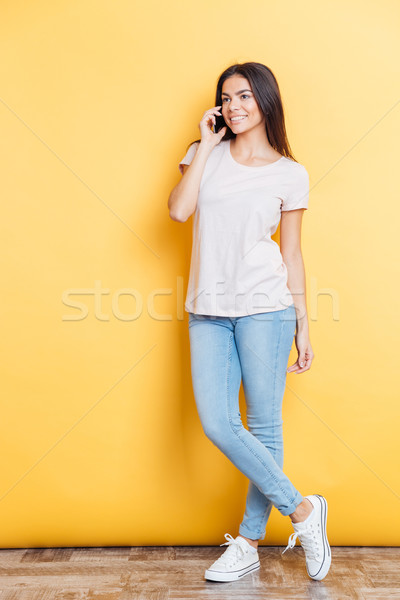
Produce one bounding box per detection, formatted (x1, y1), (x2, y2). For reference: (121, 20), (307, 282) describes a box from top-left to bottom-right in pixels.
(278, 491), (304, 516)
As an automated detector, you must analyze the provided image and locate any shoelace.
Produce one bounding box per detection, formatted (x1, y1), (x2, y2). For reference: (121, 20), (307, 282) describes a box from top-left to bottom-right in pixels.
(282, 522), (321, 562)
(214, 533), (248, 568)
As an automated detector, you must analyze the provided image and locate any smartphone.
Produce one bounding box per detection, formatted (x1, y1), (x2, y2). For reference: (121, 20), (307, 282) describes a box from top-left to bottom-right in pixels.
(213, 114), (223, 134)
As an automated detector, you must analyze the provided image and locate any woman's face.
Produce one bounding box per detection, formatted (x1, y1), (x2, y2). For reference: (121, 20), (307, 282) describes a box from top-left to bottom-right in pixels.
(221, 75), (265, 133)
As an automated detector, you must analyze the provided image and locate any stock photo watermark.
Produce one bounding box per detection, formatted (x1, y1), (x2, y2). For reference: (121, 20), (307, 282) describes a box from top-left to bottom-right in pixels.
(61, 276), (340, 322)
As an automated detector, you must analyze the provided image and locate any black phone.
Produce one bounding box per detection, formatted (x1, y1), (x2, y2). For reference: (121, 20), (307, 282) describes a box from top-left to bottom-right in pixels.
(213, 114), (223, 134)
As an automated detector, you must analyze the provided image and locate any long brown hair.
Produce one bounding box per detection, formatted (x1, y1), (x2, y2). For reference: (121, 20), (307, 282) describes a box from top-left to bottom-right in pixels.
(187, 61), (297, 162)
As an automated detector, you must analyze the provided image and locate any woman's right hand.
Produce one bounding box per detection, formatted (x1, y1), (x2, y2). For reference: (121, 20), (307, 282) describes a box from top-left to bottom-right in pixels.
(199, 105), (227, 148)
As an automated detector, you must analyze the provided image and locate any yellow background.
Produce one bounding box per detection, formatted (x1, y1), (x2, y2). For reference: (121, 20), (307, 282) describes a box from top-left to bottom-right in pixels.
(0, 0), (399, 547)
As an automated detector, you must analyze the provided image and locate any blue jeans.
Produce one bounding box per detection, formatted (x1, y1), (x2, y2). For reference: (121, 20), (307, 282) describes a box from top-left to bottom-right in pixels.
(188, 303), (304, 541)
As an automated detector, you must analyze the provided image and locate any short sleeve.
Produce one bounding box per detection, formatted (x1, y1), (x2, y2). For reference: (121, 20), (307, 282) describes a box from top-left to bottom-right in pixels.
(281, 166), (309, 211)
(178, 142), (200, 174)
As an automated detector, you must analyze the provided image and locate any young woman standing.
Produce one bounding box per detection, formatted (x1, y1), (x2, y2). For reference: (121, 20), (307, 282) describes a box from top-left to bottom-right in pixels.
(168, 62), (331, 582)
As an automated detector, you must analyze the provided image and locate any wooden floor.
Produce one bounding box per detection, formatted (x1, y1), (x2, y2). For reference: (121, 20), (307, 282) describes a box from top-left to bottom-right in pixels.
(0, 546), (399, 599)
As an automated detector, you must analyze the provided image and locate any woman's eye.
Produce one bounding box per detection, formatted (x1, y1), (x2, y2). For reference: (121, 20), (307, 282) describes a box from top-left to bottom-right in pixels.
(222, 95), (250, 102)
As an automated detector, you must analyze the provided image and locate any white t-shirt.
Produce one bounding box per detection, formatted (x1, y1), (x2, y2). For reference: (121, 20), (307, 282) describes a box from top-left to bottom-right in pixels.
(178, 139), (309, 317)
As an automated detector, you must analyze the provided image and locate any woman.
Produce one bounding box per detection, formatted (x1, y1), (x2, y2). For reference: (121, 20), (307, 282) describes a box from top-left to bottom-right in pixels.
(168, 62), (331, 583)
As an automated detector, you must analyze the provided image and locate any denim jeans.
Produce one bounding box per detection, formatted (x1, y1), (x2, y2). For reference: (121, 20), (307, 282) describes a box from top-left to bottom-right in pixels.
(188, 303), (304, 541)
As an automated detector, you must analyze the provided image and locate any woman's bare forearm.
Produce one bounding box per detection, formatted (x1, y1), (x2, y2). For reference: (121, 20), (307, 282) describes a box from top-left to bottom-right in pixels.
(285, 253), (309, 334)
(168, 142), (212, 222)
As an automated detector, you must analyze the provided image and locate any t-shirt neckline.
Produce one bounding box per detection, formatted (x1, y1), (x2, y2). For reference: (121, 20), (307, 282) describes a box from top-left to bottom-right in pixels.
(227, 139), (285, 169)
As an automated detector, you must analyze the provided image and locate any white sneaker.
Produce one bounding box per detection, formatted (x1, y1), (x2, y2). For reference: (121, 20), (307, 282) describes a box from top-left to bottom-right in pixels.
(204, 533), (260, 582)
(282, 494), (331, 581)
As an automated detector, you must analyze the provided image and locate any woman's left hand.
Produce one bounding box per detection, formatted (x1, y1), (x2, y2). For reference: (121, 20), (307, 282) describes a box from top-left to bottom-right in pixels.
(287, 330), (314, 374)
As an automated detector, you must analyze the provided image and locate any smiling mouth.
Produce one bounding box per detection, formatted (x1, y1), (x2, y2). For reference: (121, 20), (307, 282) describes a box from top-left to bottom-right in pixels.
(230, 115), (247, 122)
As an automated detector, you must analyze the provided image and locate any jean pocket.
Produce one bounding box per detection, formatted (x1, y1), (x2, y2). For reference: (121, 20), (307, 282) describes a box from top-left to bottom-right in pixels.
(188, 312), (199, 328)
(188, 312), (209, 328)
(281, 303), (297, 321)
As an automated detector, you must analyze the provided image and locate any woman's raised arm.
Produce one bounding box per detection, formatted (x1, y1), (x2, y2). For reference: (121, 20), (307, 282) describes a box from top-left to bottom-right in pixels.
(168, 106), (226, 222)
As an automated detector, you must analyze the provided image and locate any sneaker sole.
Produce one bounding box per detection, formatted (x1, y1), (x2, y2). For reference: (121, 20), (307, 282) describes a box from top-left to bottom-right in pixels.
(307, 494), (331, 581)
(204, 559), (260, 582)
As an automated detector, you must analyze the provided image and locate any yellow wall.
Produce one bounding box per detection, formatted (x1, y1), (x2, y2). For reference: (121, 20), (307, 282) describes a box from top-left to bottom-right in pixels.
(0, 0), (399, 547)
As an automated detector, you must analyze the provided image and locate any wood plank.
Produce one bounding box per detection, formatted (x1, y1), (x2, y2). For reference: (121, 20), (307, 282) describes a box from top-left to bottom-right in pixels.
(0, 547), (397, 599)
